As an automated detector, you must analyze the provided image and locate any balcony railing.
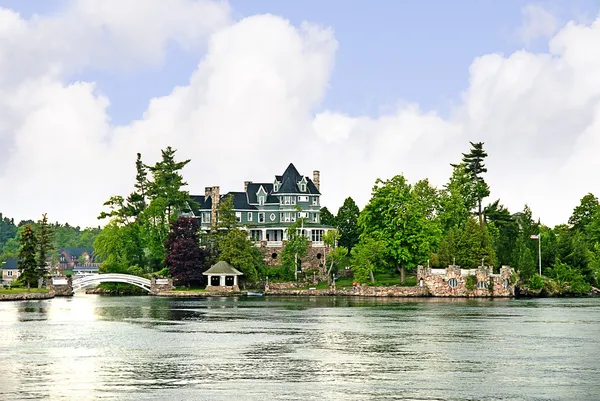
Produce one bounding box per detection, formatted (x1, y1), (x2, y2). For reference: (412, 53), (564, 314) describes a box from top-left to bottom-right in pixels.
(266, 241), (283, 247)
(311, 241), (324, 247)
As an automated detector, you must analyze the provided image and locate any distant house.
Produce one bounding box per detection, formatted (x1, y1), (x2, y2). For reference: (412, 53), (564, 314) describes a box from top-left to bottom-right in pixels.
(1, 259), (20, 285)
(51, 248), (100, 275)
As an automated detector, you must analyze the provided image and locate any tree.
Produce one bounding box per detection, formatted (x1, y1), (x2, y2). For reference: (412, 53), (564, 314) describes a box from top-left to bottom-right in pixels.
(336, 197), (361, 251)
(350, 237), (387, 284)
(439, 163), (475, 232)
(569, 193), (599, 232)
(484, 199), (518, 266)
(218, 228), (263, 284)
(359, 175), (442, 282)
(18, 224), (38, 290)
(216, 194), (237, 232)
(36, 213), (54, 287)
(164, 217), (205, 287)
(453, 142), (490, 226)
(323, 229), (348, 284)
(320, 207), (336, 227)
(147, 146), (194, 219)
(454, 217), (495, 269)
(280, 215), (309, 280)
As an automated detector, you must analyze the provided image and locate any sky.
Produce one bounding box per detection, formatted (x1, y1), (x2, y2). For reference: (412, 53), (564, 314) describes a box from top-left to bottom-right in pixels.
(1, 0), (600, 228)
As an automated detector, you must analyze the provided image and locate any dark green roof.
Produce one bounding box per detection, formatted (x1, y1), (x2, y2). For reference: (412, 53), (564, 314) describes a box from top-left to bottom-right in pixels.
(203, 261), (243, 276)
(1, 258), (18, 270)
(60, 248), (94, 258)
(277, 163), (320, 195)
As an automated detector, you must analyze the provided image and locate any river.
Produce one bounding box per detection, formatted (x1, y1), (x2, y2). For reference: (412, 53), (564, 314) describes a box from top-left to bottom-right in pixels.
(0, 295), (599, 400)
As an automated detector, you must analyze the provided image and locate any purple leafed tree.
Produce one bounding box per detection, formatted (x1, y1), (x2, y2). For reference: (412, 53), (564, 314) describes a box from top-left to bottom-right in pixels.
(164, 217), (205, 287)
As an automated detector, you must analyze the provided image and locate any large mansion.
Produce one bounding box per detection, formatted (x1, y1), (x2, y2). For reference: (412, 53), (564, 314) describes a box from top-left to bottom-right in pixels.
(187, 163), (333, 270)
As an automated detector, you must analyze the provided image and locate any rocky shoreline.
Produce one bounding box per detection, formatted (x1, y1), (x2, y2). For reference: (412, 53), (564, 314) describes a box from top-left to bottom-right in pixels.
(0, 291), (55, 301)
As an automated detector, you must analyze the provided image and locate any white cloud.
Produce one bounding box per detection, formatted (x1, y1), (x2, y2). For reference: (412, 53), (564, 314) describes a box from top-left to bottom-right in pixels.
(516, 4), (559, 45)
(1, 2), (600, 229)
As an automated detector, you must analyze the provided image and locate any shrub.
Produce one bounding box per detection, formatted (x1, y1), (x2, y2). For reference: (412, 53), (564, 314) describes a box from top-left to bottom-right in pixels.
(466, 274), (477, 290)
(528, 274), (544, 290)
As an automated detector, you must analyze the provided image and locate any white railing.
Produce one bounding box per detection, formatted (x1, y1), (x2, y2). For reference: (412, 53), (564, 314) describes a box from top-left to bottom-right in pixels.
(311, 241), (325, 247)
(266, 241), (283, 247)
(72, 273), (152, 292)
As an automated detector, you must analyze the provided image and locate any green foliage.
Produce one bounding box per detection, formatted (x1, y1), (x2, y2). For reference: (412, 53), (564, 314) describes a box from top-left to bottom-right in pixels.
(455, 141), (490, 223)
(36, 213), (54, 283)
(18, 224), (38, 289)
(319, 207), (336, 227)
(359, 175), (442, 274)
(336, 197), (361, 250)
(453, 217), (495, 269)
(547, 261), (591, 295)
(280, 218), (309, 280)
(350, 237), (387, 283)
(216, 194), (238, 232)
(528, 274), (544, 290)
(465, 274), (477, 290)
(218, 228), (263, 284)
(569, 193), (599, 232)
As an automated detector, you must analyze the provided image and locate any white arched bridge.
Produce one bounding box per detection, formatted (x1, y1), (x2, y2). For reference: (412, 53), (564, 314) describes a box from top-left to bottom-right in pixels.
(71, 273), (153, 292)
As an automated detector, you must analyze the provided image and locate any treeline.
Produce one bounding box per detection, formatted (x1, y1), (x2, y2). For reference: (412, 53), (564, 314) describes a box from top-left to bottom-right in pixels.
(319, 142), (599, 294)
(0, 213), (100, 262)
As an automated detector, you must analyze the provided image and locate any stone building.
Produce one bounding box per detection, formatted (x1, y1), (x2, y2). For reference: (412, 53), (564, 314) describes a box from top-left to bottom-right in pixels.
(416, 265), (516, 297)
(186, 163), (333, 272)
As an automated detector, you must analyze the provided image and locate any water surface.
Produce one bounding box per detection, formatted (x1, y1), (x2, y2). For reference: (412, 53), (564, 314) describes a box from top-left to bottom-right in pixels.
(1, 295), (599, 400)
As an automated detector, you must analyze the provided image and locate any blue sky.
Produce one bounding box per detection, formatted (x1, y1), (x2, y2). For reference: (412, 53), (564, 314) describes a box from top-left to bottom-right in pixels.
(4, 0), (598, 125)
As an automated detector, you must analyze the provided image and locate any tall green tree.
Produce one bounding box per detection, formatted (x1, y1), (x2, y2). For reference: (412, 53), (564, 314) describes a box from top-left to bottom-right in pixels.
(36, 213), (54, 286)
(18, 224), (38, 290)
(218, 228), (263, 284)
(454, 217), (495, 269)
(484, 199), (518, 266)
(439, 164), (475, 232)
(350, 237), (387, 284)
(453, 141), (490, 226)
(323, 229), (348, 283)
(359, 175), (442, 282)
(147, 146), (194, 219)
(320, 207), (336, 227)
(568, 193), (599, 232)
(336, 197), (360, 251)
(280, 214), (309, 280)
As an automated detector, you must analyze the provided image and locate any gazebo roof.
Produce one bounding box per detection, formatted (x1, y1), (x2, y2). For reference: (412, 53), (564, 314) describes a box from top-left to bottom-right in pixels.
(203, 261), (243, 276)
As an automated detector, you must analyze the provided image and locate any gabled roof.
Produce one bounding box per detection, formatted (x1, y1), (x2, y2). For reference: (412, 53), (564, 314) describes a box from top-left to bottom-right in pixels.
(246, 183), (279, 204)
(226, 192), (257, 210)
(203, 261), (243, 276)
(190, 195), (212, 213)
(60, 248), (94, 258)
(276, 163), (320, 195)
(1, 259), (18, 270)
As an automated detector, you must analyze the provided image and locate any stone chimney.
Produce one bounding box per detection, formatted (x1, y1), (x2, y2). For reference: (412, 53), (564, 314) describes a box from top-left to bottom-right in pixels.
(205, 186), (212, 198)
(244, 181), (252, 192)
(313, 170), (320, 192)
(210, 186), (220, 229)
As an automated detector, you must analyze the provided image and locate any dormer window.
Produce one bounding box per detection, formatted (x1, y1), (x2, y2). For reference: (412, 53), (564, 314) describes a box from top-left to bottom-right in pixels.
(273, 181), (279, 192)
(259, 196), (265, 205)
(298, 176), (307, 192)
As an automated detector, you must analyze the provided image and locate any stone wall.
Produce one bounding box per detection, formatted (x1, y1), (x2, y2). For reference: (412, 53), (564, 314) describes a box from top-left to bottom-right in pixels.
(0, 292), (55, 301)
(267, 282), (316, 290)
(150, 278), (174, 293)
(260, 242), (330, 271)
(205, 285), (240, 292)
(417, 265), (515, 297)
(47, 277), (73, 297)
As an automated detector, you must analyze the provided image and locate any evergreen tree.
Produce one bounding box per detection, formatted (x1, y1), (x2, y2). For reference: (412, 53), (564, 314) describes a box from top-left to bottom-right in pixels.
(336, 197), (361, 251)
(454, 217), (495, 269)
(218, 228), (263, 284)
(36, 213), (54, 286)
(569, 193), (599, 232)
(454, 141), (490, 226)
(18, 224), (38, 290)
(147, 146), (194, 219)
(320, 207), (336, 227)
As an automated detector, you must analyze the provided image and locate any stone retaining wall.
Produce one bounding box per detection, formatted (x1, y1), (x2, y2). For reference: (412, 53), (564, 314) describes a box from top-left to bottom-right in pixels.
(267, 282), (317, 290)
(0, 292), (55, 301)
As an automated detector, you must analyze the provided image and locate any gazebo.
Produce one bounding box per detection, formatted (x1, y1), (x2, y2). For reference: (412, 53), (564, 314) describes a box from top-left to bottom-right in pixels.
(203, 261), (243, 291)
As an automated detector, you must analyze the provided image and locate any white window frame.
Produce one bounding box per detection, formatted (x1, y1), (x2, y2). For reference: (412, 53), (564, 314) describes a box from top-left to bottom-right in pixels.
(312, 213), (319, 223)
(247, 212), (253, 221)
(274, 183), (279, 192)
(8, 271), (13, 276)
(202, 212), (211, 223)
(312, 197), (319, 206)
(258, 196), (265, 205)
(298, 195), (308, 202)
(269, 213), (276, 222)
(311, 229), (324, 242)
(448, 278), (458, 289)
(300, 183), (306, 192)
(258, 213), (265, 223)
(299, 211), (308, 218)
(235, 212), (242, 223)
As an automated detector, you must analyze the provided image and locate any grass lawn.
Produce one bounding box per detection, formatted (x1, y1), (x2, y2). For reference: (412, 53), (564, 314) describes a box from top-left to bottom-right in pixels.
(172, 287), (207, 292)
(0, 287), (50, 295)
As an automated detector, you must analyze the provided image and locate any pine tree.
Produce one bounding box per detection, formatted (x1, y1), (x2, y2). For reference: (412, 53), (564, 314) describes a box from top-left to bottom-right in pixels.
(18, 224), (38, 290)
(320, 207), (336, 227)
(36, 213), (54, 287)
(455, 142), (490, 226)
(336, 197), (361, 251)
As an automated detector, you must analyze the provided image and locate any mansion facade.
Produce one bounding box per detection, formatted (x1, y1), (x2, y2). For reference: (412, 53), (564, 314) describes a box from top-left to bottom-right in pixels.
(187, 163), (333, 270)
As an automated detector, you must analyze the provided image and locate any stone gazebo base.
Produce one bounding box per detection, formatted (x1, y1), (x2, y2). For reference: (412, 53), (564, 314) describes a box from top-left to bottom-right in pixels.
(205, 285), (240, 292)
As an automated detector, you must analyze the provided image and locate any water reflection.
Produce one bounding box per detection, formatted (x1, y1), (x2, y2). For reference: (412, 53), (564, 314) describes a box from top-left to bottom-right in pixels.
(0, 295), (599, 400)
